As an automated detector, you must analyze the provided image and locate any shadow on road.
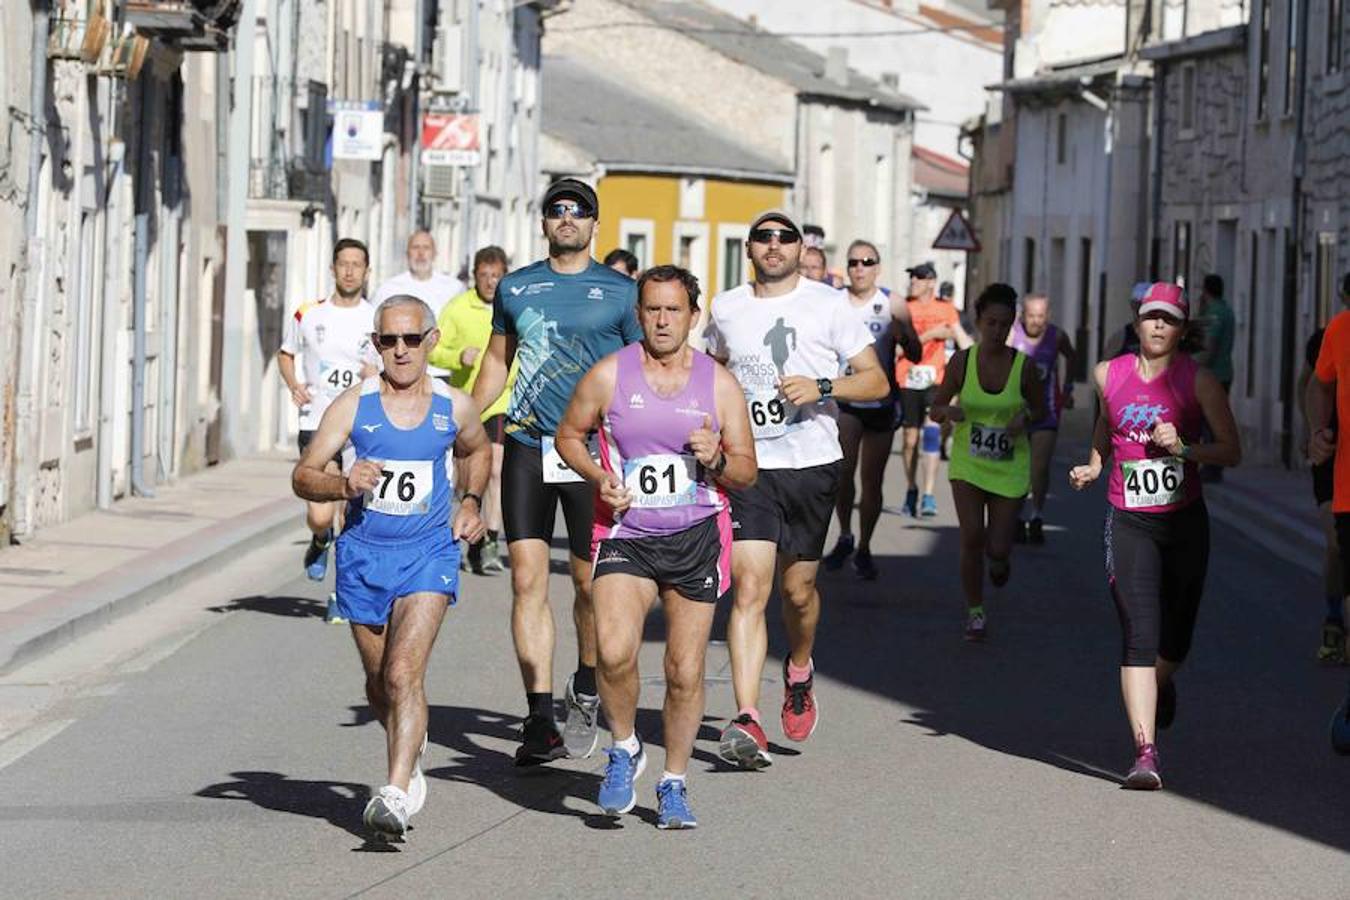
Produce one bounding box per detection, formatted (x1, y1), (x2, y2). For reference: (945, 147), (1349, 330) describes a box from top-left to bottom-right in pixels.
(207, 594), (326, 618)
(195, 771), (397, 852)
(758, 484), (1350, 853)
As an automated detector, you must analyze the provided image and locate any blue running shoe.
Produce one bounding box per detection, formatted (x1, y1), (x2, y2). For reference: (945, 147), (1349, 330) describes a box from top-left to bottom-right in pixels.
(902, 487), (919, 518)
(919, 494), (938, 518)
(596, 744), (646, 816)
(656, 778), (697, 830)
(304, 530), (332, 581)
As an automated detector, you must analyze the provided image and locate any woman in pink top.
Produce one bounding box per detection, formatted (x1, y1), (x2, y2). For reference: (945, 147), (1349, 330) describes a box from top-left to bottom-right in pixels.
(1070, 283), (1241, 791)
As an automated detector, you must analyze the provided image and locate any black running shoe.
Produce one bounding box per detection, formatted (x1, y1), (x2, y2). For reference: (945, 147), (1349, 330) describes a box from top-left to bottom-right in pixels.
(514, 714), (567, 767)
(1156, 679), (1177, 730)
(853, 547), (878, 581)
(1028, 517), (1045, 545)
(466, 539), (485, 575)
(823, 534), (855, 572)
(989, 558), (1010, 587)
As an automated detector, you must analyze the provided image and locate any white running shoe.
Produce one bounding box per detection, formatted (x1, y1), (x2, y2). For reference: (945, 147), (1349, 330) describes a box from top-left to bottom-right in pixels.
(363, 785), (410, 839)
(407, 733), (428, 816)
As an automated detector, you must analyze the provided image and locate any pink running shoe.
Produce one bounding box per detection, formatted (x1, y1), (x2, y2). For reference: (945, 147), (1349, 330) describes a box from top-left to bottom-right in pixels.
(1124, 743), (1163, 790)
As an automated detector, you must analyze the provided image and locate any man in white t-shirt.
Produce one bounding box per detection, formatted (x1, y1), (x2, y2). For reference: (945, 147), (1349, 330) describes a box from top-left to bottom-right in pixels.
(278, 237), (381, 587)
(371, 231), (465, 378)
(702, 211), (889, 769)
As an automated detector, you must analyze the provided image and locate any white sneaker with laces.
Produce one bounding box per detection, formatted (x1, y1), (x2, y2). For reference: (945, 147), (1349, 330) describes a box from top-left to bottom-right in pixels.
(407, 733), (428, 816)
(363, 785), (410, 839)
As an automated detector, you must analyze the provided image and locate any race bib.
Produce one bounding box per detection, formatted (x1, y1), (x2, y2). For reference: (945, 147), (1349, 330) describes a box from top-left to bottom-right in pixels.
(318, 360), (360, 396)
(745, 388), (797, 440)
(1121, 457), (1185, 509)
(905, 365), (937, 390)
(968, 423), (1014, 461)
(367, 460), (433, 516)
(623, 453), (698, 509)
(540, 434), (598, 484)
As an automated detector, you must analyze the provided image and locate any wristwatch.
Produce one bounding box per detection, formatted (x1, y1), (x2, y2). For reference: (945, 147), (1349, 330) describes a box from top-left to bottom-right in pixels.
(816, 378), (834, 399)
(462, 492), (483, 508)
(710, 452), (728, 477)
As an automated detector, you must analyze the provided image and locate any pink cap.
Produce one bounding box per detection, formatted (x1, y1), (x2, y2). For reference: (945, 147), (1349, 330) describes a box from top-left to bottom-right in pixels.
(1138, 282), (1189, 320)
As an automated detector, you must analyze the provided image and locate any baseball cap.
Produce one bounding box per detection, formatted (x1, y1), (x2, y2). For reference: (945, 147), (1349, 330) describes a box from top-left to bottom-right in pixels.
(749, 209), (801, 235)
(1130, 281), (1151, 305)
(1138, 282), (1189, 320)
(542, 178), (598, 216)
(906, 262), (937, 280)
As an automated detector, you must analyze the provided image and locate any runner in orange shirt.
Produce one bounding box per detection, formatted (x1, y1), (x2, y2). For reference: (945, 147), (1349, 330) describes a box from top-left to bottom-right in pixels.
(895, 263), (971, 517)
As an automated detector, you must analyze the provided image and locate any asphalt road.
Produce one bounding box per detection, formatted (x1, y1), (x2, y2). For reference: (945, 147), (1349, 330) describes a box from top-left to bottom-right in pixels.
(0, 452), (1346, 898)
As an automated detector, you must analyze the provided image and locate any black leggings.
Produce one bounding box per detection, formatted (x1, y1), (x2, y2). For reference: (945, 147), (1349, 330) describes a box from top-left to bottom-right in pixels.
(1105, 501), (1211, 667)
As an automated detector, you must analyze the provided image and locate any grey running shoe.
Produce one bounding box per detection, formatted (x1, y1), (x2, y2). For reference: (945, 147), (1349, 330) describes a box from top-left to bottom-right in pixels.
(563, 673), (601, 759)
(407, 733), (428, 816)
(363, 785), (410, 840)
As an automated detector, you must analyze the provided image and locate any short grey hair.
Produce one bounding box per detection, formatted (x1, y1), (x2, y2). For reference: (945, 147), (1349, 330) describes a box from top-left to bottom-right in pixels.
(374, 295), (436, 333)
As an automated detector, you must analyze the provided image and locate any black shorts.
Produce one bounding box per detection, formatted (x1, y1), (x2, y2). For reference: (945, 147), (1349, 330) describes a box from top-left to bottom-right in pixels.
(725, 462), (841, 560)
(1314, 460), (1334, 506)
(502, 436), (594, 559)
(899, 388), (936, 428)
(592, 515), (731, 603)
(297, 429), (341, 470)
(483, 414), (507, 445)
(840, 402), (899, 433)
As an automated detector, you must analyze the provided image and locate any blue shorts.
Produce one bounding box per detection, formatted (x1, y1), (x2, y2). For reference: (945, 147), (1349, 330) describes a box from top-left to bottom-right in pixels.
(334, 530), (460, 625)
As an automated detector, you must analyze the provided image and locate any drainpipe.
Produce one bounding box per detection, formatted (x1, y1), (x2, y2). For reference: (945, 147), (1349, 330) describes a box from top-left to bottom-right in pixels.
(1150, 66), (1165, 281)
(130, 75), (156, 497)
(11, 0), (52, 537)
(1282, 0), (1311, 466)
(408, 0), (424, 231)
(458, 0), (479, 272)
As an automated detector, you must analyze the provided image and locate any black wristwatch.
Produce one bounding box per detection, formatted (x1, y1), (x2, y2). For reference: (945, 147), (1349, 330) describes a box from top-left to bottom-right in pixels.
(817, 378), (834, 399)
(461, 492), (483, 508)
(710, 452), (728, 477)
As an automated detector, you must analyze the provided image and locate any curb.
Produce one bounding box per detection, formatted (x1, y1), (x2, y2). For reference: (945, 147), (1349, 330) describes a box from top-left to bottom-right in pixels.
(0, 497), (303, 676)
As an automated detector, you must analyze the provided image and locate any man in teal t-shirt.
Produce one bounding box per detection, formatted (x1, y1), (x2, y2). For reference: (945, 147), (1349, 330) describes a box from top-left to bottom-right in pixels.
(1196, 273), (1235, 482)
(471, 178), (641, 768)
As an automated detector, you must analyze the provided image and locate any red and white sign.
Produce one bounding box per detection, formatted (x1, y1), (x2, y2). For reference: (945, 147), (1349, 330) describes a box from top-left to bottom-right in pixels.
(932, 209), (981, 252)
(421, 113), (481, 166)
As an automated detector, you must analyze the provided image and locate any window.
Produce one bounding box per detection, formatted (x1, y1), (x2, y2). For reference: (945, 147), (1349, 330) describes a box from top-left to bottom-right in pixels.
(619, 218), (655, 270)
(722, 238), (744, 290)
(1258, 0), (1271, 119)
(1023, 237), (1036, 293)
(1056, 113), (1067, 164)
(1075, 237), (1092, 381)
(1286, 0), (1299, 114)
(72, 211), (98, 436)
(1329, 0), (1343, 72)
(1246, 231), (1260, 397)
(1173, 221), (1191, 287)
(1181, 64), (1196, 133)
(673, 221), (709, 289)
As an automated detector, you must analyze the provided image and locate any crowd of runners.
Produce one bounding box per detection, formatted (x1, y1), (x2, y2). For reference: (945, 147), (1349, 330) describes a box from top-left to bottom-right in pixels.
(284, 177), (1348, 841)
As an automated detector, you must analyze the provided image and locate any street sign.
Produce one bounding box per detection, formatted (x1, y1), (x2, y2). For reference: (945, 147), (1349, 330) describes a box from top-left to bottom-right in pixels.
(421, 113), (480, 167)
(932, 209), (981, 252)
(330, 101), (384, 161)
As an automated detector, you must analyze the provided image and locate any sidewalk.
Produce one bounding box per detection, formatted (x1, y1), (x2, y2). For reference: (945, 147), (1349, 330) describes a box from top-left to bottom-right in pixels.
(0, 456), (304, 674)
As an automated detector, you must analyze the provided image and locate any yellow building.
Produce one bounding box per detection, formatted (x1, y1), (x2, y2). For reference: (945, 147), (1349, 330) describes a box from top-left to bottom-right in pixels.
(540, 55), (793, 297)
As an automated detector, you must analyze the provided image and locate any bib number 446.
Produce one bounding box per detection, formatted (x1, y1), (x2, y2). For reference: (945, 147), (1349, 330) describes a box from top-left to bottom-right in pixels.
(969, 424), (1013, 461)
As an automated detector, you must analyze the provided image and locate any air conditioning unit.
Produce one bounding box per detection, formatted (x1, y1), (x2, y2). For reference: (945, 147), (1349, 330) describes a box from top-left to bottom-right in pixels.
(435, 24), (462, 94)
(424, 164), (457, 199)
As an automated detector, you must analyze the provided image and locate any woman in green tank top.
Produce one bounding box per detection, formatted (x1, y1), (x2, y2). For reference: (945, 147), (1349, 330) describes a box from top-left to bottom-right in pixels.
(930, 284), (1047, 642)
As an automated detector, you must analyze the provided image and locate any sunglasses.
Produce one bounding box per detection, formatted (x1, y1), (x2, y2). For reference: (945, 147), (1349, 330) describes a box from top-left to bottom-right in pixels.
(847, 257), (879, 268)
(749, 228), (801, 245)
(375, 330), (432, 349)
(543, 202), (595, 220)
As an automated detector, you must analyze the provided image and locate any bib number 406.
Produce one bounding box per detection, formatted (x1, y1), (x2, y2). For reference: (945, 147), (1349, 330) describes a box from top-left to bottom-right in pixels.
(1121, 457), (1184, 509)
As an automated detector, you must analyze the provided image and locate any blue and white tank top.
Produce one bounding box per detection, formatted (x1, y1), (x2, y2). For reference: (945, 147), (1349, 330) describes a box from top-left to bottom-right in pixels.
(343, 377), (457, 543)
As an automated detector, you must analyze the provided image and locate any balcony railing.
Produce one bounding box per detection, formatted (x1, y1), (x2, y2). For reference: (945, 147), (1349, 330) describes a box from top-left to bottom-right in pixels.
(119, 0), (240, 50)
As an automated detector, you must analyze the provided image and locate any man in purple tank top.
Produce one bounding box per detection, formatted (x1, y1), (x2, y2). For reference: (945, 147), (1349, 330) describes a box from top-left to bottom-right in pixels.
(556, 266), (757, 829)
(1007, 294), (1076, 544)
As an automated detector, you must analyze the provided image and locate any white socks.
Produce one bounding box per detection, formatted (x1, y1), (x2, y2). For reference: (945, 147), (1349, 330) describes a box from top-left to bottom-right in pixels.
(614, 733), (641, 756)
